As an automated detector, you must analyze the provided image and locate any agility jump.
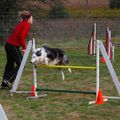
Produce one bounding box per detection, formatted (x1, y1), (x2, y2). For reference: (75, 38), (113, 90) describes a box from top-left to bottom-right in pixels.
(10, 39), (98, 97)
(10, 38), (120, 104)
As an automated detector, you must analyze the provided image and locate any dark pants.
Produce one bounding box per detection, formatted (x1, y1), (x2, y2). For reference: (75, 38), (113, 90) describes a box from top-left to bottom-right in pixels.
(2, 43), (23, 86)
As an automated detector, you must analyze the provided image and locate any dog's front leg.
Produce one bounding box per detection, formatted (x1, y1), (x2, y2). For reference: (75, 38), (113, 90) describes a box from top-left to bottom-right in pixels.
(45, 58), (49, 65)
(61, 69), (65, 80)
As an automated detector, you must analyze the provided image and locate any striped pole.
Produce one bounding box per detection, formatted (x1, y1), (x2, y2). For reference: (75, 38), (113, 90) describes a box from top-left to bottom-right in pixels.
(88, 23), (96, 55)
(106, 26), (113, 60)
(32, 38), (38, 97)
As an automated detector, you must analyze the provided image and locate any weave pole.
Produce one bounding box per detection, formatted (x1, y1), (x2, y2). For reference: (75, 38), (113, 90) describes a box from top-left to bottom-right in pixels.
(88, 23), (96, 55)
(32, 38), (38, 97)
(105, 26), (114, 61)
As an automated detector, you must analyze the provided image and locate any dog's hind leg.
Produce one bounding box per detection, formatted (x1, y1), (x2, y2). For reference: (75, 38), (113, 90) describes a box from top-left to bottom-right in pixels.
(61, 69), (65, 80)
(68, 68), (72, 73)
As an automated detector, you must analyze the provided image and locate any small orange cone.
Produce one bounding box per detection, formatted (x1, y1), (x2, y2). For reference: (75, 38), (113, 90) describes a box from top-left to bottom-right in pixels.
(101, 57), (105, 63)
(31, 85), (36, 96)
(96, 90), (104, 105)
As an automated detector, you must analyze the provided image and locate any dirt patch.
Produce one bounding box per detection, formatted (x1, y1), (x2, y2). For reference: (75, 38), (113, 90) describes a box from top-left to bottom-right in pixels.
(3, 105), (18, 120)
(65, 112), (81, 120)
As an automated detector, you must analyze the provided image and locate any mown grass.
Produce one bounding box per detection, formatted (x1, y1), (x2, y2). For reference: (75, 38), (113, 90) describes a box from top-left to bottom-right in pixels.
(0, 38), (120, 120)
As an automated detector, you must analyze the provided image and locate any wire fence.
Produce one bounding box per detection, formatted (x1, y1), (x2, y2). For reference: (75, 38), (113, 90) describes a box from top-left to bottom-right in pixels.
(0, 12), (120, 45)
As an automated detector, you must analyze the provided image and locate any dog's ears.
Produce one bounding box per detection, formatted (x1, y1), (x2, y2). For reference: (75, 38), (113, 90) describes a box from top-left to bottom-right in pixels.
(36, 51), (41, 56)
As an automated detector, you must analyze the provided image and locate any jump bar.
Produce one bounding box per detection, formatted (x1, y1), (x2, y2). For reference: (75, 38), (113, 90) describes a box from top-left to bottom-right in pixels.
(36, 87), (96, 95)
(38, 65), (96, 70)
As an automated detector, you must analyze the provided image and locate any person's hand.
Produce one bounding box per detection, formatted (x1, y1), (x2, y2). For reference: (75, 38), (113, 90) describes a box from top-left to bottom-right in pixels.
(22, 49), (26, 54)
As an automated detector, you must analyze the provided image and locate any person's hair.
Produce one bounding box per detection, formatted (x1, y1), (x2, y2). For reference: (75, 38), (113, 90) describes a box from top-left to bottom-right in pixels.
(18, 10), (32, 20)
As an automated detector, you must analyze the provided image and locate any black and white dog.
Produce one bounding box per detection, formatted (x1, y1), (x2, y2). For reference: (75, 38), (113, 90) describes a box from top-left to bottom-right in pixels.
(31, 46), (71, 80)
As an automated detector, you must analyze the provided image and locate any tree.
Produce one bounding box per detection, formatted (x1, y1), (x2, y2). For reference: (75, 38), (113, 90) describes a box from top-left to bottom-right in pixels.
(0, 0), (17, 16)
(109, 0), (120, 9)
(48, 0), (69, 18)
(0, 0), (18, 44)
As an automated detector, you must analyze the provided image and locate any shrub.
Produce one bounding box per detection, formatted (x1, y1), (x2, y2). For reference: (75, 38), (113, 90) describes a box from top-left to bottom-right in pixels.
(109, 0), (120, 9)
(48, 5), (69, 18)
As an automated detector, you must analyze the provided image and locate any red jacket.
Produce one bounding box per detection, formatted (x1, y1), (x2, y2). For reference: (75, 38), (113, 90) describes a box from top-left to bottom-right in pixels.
(7, 20), (30, 50)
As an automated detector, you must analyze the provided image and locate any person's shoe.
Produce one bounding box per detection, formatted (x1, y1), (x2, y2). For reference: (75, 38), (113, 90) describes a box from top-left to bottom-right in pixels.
(3, 80), (12, 88)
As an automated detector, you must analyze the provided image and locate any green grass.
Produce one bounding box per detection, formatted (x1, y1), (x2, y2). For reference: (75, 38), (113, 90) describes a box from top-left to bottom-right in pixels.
(0, 39), (120, 120)
(33, 8), (120, 18)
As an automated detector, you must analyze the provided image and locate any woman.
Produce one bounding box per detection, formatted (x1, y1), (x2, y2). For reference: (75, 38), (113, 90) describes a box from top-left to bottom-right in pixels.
(1, 10), (33, 89)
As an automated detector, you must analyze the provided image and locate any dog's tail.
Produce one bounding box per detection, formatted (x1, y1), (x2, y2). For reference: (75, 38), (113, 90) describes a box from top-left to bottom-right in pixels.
(63, 55), (72, 73)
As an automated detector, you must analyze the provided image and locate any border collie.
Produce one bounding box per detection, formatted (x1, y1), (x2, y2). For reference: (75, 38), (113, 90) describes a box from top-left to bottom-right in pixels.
(31, 46), (71, 80)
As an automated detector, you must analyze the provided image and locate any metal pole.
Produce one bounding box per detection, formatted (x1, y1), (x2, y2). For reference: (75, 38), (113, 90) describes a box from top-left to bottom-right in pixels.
(32, 38), (38, 97)
(99, 41), (120, 96)
(94, 23), (96, 55)
(11, 40), (32, 93)
(96, 40), (100, 99)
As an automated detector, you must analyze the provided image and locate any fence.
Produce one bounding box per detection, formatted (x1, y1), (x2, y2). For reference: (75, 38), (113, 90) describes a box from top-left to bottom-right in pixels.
(31, 18), (120, 41)
(0, 12), (120, 45)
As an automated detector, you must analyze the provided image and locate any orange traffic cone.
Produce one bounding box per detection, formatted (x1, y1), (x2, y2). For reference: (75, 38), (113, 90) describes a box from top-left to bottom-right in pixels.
(31, 85), (36, 96)
(101, 57), (105, 63)
(96, 89), (104, 105)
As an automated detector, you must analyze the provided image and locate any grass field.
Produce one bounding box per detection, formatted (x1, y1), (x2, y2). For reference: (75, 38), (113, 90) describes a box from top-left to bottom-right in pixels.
(67, 8), (120, 18)
(34, 8), (120, 18)
(0, 38), (120, 120)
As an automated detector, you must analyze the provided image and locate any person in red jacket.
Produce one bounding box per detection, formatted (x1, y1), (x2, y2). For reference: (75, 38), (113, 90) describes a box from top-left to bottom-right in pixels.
(1, 10), (33, 89)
